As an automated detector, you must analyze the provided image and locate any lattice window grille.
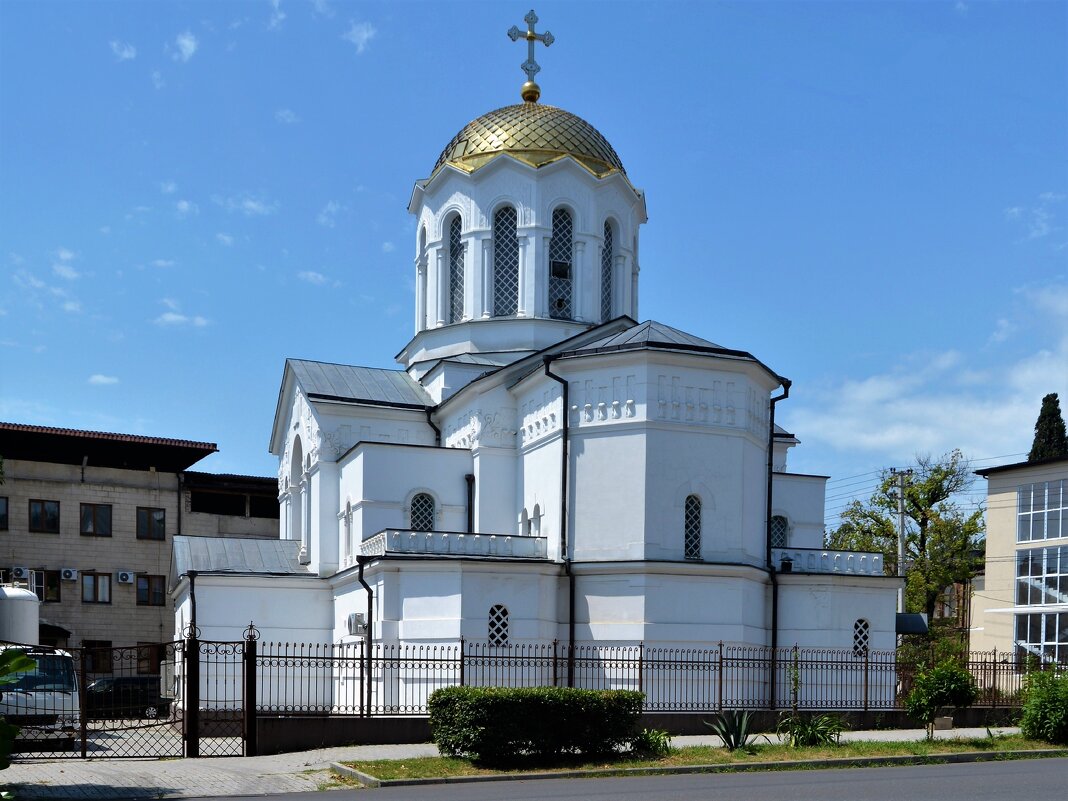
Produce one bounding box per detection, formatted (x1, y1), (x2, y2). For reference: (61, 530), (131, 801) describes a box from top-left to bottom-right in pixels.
(771, 516), (790, 549)
(488, 604), (509, 647)
(684, 495), (702, 560)
(548, 208), (573, 319)
(600, 221), (613, 322)
(493, 207), (519, 316)
(448, 216), (464, 323)
(853, 619), (870, 657)
(410, 493), (435, 532)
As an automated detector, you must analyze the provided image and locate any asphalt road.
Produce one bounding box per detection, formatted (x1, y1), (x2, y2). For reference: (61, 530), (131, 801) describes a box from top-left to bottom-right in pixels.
(183, 757), (1068, 801)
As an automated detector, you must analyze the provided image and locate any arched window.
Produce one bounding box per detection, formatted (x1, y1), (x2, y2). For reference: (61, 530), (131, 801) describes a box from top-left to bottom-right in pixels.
(684, 495), (701, 560)
(548, 207), (573, 319)
(488, 604), (509, 647)
(410, 492), (435, 532)
(448, 215), (464, 323)
(853, 619), (870, 657)
(492, 206), (519, 316)
(771, 515), (790, 549)
(531, 503), (542, 536)
(600, 221), (613, 322)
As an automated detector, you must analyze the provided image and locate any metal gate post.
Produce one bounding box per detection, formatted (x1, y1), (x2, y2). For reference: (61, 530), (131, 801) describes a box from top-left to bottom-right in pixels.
(78, 647), (89, 758)
(184, 630), (200, 758)
(243, 624), (258, 757)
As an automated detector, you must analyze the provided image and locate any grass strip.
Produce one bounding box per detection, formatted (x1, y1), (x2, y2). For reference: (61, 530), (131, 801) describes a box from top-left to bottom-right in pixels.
(340, 735), (1061, 781)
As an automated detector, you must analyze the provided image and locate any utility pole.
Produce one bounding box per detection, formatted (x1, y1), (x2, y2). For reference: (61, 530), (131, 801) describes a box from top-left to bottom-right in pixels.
(889, 468), (912, 614)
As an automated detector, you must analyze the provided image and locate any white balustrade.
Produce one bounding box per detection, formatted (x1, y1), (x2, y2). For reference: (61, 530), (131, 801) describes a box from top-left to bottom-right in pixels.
(773, 547), (884, 576)
(360, 529), (548, 559)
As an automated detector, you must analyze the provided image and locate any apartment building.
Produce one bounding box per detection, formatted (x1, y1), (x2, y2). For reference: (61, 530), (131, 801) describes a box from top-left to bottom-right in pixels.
(0, 422), (278, 654)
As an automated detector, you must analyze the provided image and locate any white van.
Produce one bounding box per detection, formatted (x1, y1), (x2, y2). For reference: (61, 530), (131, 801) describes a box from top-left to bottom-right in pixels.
(0, 644), (80, 749)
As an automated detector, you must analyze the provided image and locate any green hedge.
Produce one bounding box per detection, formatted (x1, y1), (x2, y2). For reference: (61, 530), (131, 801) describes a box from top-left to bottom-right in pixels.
(1020, 670), (1068, 746)
(428, 686), (644, 763)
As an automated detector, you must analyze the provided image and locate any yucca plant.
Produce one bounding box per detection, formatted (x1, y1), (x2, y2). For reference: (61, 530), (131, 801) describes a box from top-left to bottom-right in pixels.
(704, 710), (765, 752)
(775, 712), (845, 747)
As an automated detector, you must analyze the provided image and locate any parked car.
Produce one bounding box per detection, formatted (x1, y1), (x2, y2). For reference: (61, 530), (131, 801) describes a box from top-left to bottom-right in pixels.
(85, 675), (171, 720)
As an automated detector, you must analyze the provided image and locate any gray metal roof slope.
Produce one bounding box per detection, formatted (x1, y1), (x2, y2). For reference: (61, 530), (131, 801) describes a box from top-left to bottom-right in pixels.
(573, 320), (724, 352)
(172, 535), (310, 576)
(288, 359), (432, 408)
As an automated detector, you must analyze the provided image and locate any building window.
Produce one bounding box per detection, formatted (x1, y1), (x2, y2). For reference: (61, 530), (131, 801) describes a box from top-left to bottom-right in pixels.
(137, 643), (164, 675)
(600, 221), (613, 322)
(492, 206), (519, 316)
(410, 493), (435, 532)
(548, 207), (573, 319)
(771, 515), (790, 549)
(29, 499), (60, 533)
(30, 569), (61, 603)
(684, 495), (702, 560)
(448, 215), (464, 324)
(136, 507), (166, 540)
(80, 503), (113, 537)
(488, 604), (509, 647)
(853, 619), (870, 657)
(82, 572), (111, 604)
(1016, 546), (1068, 607)
(1017, 480), (1067, 542)
(0, 497), (7, 530)
(1015, 612), (1068, 665)
(83, 640), (113, 674)
(137, 575), (166, 607)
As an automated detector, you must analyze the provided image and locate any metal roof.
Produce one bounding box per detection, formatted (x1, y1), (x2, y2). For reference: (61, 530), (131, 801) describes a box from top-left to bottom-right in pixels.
(287, 359), (432, 409)
(975, 455), (1068, 477)
(573, 321), (724, 352)
(172, 535), (309, 576)
(0, 421), (217, 471)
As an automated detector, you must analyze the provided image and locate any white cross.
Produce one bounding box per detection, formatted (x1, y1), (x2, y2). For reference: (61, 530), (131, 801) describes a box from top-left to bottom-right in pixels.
(508, 9), (554, 83)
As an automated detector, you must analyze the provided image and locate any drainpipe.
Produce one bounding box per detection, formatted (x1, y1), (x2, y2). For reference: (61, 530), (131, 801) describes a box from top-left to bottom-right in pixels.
(357, 556), (374, 715)
(465, 474), (475, 533)
(543, 357), (575, 686)
(177, 472), (184, 535)
(766, 379), (791, 709)
(425, 408), (441, 446)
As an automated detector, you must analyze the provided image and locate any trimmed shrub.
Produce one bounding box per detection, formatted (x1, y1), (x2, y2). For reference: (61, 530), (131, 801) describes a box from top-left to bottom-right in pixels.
(1019, 669), (1068, 746)
(428, 686), (643, 764)
(904, 660), (978, 739)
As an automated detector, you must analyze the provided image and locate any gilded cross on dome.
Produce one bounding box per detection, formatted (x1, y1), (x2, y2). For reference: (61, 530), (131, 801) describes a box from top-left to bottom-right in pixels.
(507, 9), (554, 103)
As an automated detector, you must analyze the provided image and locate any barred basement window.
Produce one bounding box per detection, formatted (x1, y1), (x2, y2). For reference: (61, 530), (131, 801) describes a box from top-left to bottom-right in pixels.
(410, 493), (435, 532)
(492, 206), (519, 316)
(853, 619), (870, 657)
(448, 215), (464, 323)
(600, 221), (613, 322)
(488, 604), (509, 647)
(684, 495), (702, 560)
(771, 515), (789, 549)
(548, 208), (573, 319)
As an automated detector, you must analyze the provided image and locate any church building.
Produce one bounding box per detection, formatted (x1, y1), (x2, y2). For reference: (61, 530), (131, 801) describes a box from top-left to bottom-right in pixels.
(172, 12), (899, 675)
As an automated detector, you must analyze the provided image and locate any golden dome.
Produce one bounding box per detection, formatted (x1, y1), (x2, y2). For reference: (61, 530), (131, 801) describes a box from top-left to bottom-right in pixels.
(432, 103), (625, 178)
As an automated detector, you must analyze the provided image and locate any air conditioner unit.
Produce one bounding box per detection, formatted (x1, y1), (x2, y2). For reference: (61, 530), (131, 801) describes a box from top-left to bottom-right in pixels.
(60, 568), (78, 581)
(117, 571), (135, 584)
(346, 612), (367, 636)
(11, 566), (29, 581)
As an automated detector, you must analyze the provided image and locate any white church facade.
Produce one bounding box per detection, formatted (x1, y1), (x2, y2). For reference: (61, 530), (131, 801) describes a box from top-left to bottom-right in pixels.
(172, 14), (900, 692)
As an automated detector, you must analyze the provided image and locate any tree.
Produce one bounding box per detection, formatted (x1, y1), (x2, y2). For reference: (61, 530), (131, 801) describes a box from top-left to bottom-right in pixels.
(1029, 393), (1068, 462)
(826, 450), (985, 624)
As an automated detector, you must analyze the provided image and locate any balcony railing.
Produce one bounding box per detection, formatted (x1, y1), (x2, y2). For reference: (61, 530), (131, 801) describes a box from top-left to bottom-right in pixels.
(773, 547), (884, 576)
(361, 529), (548, 560)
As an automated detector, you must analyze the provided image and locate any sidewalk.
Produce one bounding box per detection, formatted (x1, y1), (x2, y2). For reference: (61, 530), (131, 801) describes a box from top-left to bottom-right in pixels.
(3, 728), (1020, 800)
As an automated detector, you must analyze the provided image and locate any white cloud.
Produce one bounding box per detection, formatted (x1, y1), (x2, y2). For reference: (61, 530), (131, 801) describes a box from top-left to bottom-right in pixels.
(109, 40), (137, 61)
(88, 374), (120, 386)
(151, 70), (165, 90)
(62, 300), (82, 313)
(988, 318), (1014, 344)
(173, 31), (198, 62)
(175, 199), (199, 217)
(275, 108), (299, 124)
(216, 232), (234, 246)
(213, 194), (278, 216)
(311, 0), (334, 18)
(381, 241), (395, 253)
(52, 263), (79, 280)
(155, 311), (208, 327)
(160, 181), (177, 194)
(1005, 192), (1065, 241)
(342, 21), (376, 53)
(298, 270), (328, 285)
(151, 259), (175, 268)
(954, 1), (968, 14)
(99, 226), (111, 235)
(268, 0), (286, 30)
(55, 247), (75, 262)
(317, 201), (343, 228)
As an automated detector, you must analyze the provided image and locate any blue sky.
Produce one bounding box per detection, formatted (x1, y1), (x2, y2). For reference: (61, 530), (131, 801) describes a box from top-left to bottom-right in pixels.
(1, 1), (1065, 527)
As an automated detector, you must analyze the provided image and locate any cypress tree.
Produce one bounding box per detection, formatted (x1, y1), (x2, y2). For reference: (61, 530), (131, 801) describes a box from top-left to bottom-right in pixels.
(1028, 393), (1068, 461)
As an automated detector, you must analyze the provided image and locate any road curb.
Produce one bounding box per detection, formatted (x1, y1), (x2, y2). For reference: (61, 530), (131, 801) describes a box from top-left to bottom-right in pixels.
(330, 748), (1068, 788)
